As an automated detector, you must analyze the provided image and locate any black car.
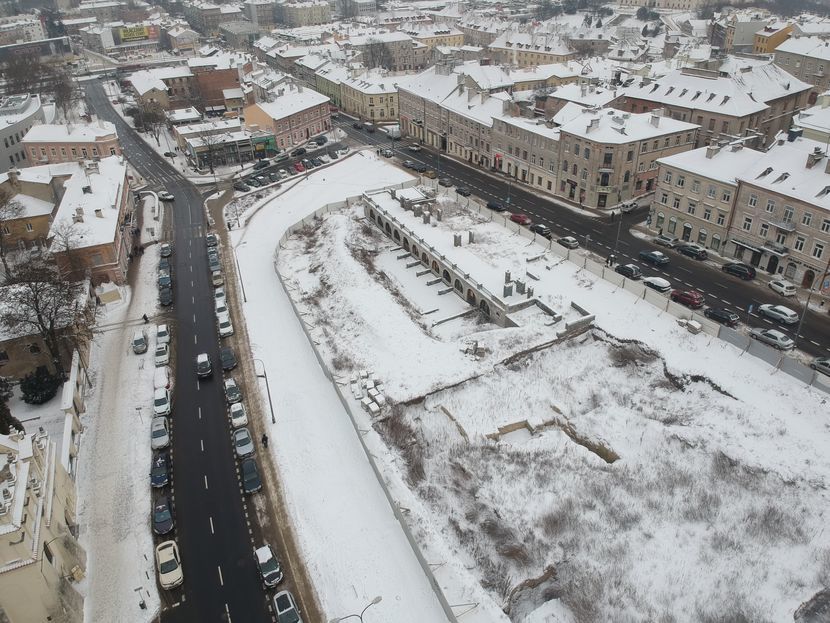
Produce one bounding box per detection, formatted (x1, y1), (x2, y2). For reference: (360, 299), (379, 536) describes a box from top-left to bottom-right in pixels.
(311, 158), (323, 167)
(152, 495), (174, 535)
(677, 244), (708, 260)
(269, 172), (280, 182)
(241, 458), (262, 494)
(530, 224), (552, 239)
(456, 187), (472, 197)
(247, 178), (262, 187)
(158, 257), (170, 272)
(206, 233), (218, 247)
(233, 182), (250, 192)
(414, 163), (428, 173)
(302, 158), (313, 169)
(253, 159), (270, 170)
(486, 201), (506, 212)
(314, 135), (328, 145)
(402, 160), (416, 169)
(638, 249), (670, 266)
(289, 147), (306, 157)
(220, 346), (237, 371)
(159, 286), (173, 306)
(328, 150), (339, 160)
(150, 451), (170, 488)
(615, 264), (642, 279)
(704, 307), (740, 327)
(438, 178), (453, 187)
(722, 262), (756, 280)
(352, 122), (363, 130)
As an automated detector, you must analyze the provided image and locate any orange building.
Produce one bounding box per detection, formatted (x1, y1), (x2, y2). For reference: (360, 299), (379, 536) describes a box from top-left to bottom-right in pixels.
(22, 121), (121, 165)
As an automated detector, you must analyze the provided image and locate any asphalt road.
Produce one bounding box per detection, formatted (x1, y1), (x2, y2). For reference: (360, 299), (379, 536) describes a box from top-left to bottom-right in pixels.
(82, 80), (273, 623)
(337, 120), (830, 358)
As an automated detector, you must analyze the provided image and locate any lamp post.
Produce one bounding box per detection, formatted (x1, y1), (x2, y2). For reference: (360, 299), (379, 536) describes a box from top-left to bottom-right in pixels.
(329, 596), (382, 623)
(253, 358), (275, 423)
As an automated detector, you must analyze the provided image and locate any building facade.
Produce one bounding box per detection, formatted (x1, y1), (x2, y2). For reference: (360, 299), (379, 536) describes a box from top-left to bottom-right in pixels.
(0, 94), (45, 171)
(492, 116), (560, 195)
(243, 85), (331, 149)
(773, 36), (830, 102)
(278, 0), (331, 27)
(339, 73), (399, 122)
(487, 30), (577, 67)
(753, 22), (792, 54)
(22, 122), (121, 165)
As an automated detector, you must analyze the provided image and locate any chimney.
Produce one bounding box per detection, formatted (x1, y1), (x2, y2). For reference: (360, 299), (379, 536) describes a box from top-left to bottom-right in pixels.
(650, 108), (663, 127)
(787, 127), (803, 142)
(6, 167), (20, 189)
(705, 142), (720, 159)
(806, 146), (824, 169)
(94, 208), (103, 218)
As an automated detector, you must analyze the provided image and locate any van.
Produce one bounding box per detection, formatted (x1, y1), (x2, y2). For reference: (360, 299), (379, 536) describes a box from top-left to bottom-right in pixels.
(132, 330), (148, 354)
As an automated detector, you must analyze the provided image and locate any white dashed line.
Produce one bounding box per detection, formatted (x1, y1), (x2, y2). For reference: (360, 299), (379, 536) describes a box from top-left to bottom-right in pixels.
(204, 475), (209, 489)
(209, 516), (214, 534)
(217, 566), (224, 586)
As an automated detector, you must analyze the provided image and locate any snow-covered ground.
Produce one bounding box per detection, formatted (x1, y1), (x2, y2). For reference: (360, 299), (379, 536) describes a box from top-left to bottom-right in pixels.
(261, 157), (830, 622)
(76, 198), (163, 623)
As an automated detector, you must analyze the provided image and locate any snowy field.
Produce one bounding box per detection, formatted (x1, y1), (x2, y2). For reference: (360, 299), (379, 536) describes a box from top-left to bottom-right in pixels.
(270, 164), (830, 622)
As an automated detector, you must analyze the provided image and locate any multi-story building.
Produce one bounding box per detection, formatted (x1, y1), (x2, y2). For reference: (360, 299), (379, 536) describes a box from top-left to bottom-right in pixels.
(0, 428), (86, 623)
(164, 24), (200, 54)
(753, 22), (792, 54)
(242, 0), (276, 31)
(219, 21), (261, 49)
(184, 127), (275, 168)
(773, 36), (830, 102)
(314, 62), (348, 108)
(398, 22), (463, 50)
(344, 31), (427, 72)
(183, 0), (243, 36)
(0, 93), (45, 171)
(243, 84), (330, 149)
(442, 87), (511, 170)
(492, 116), (560, 195)
(127, 66), (195, 109)
(653, 141), (768, 255)
(713, 11), (769, 53)
(187, 52), (251, 110)
(22, 121), (121, 165)
(555, 108), (698, 210)
(340, 70), (399, 122)
(487, 30), (577, 67)
(794, 90), (830, 143)
(0, 15), (45, 45)
(277, 0), (331, 28)
(535, 82), (619, 119)
(617, 0), (706, 8)
(617, 64), (811, 149)
(293, 52), (332, 86)
(456, 16), (509, 47)
(371, 9), (429, 31)
(77, 0), (126, 22)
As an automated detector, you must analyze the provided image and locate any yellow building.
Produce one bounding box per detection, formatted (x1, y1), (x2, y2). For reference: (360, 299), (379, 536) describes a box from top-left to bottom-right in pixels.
(398, 22), (464, 50)
(340, 71), (399, 122)
(753, 22), (792, 54)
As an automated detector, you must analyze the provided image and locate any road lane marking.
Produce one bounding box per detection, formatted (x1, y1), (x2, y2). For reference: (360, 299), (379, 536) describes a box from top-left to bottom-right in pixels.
(200, 439), (204, 452)
(209, 516), (214, 534)
(196, 380), (200, 391)
(198, 407), (202, 420)
(193, 314), (196, 323)
(194, 334), (197, 345)
(217, 566), (223, 586)
(204, 475), (209, 489)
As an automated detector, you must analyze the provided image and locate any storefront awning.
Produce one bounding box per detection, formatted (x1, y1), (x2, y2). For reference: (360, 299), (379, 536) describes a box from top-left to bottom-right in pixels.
(731, 238), (762, 253)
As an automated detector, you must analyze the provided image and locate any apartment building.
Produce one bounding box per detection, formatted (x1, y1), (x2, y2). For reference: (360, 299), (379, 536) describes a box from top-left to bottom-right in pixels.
(183, 1), (243, 36)
(774, 37), (830, 101)
(753, 22), (792, 54)
(127, 66), (195, 109)
(0, 15), (45, 45)
(345, 31), (428, 72)
(22, 121), (121, 165)
(242, 0), (276, 31)
(314, 62), (350, 108)
(443, 88), (511, 170)
(555, 108), (698, 210)
(617, 0), (706, 8)
(0, 428), (86, 623)
(653, 141), (768, 255)
(794, 91), (830, 143)
(492, 116), (560, 194)
(188, 53), (251, 110)
(164, 24), (200, 53)
(340, 72), (399, 122)
(398, 22), (464, 50)
(535, 82), (619, 119)
(456, 17), (510, 47)
(219, 21), (261, 49)
(0, 94), (46, 170)
(487, 30), (577, 67)
(243, 84), (331, 149)
(277, 0), (331, 28)
(617, 64), (811, 149)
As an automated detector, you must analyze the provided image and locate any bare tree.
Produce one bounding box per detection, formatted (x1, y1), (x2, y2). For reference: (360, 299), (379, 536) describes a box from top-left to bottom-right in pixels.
(0, 376), (23, 434)
(49, 219), (90, 280)
(362, 39), (395, 70)
(195, 130), (224, 174)
(52, 70), (77, 122)
(0, 187), (23, 278)
(141, 104), (166, 146)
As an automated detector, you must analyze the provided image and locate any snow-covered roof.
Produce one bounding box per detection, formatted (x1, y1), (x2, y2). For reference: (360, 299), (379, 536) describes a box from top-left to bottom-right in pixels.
(794, 93), (830, 138)
(295, 52), (331, 72)
(186, 130), (250, 148)
(8, 193), (55, 219)
(500, 115), (560, 140)
(253, 35), (279, 52)
(223, 88), (244, 99)
(546, 82), (619, 108)
(341, 72), (398, 95)
(552, 101), (591, 125)
(347, 31), (412, 46)
(128, 66), (193, 95)
(188, 51), (248, 70)
(250, 85), (329, 121)
(441, 90), (511, 127)
(0, 94), (42, 127)
(166, 107), (202, 123)
(774, 36), (830, 61)
(489, 29), (573, 56)
(22, 120), (117, 144)
(175, 118), (241, 136)
(394, 66), (459, 104)
(656, 142), (768, 185)
(398, 22), (463, 38)
(559, 108), (698, 143)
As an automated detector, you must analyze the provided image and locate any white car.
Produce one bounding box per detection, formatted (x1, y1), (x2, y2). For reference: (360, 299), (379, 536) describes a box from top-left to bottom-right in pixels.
(642, 276), (672, 293)
(156, 323), (170, 345)
(155, 343), (170, 367)
(749, 327), (795, 350)
(215, 298), (229, 316)
(153, 387), (172, 416)
(758, 303), (799, 324)
(230, 402), (248, 428)
(278, 169), (289, 179)
(158, 191), (174, 201)
(557, 236), (580, 249)
(155, 541), (184, 589)
(214, 286), (226, 302)
(151, 416), (170, 449)
(274, 591), (303, 623)
(218, 312), (234, 337)
(769, 279), (796, 297)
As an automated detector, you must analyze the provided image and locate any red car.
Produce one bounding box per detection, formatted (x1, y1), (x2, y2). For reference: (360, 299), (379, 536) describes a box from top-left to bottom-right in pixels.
(510, 213), (532, 226)
(670, 289), (704, 309)
(293, 161), (305, 173)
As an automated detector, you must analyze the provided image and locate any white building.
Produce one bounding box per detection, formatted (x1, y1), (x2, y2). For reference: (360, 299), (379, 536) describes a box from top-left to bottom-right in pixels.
(0, 94), (47, 171)
(0, 15), (46, 45)
(794, 91), (830, 143)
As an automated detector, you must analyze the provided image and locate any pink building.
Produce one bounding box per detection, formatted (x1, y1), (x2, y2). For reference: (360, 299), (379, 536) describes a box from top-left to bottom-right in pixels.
(243, 84), (331, 149)
(22, 121), (122, 165)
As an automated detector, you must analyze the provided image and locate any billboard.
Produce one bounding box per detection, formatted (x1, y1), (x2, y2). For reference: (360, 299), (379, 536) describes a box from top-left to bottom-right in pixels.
(119, 26), (150, 42)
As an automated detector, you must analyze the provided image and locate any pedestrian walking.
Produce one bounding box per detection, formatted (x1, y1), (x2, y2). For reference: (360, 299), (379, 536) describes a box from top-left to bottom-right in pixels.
(227, 222), (232, 231)
(609, 254), (616, 266)
(610, 211), (615, 222)
(142, 313), (149, 323)
(261, 434), (269, 448)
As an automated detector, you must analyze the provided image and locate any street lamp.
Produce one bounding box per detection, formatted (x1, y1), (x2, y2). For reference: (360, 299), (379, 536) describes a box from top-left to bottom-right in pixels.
(253, 358), (275, 423)
(329, 596), (383, 623)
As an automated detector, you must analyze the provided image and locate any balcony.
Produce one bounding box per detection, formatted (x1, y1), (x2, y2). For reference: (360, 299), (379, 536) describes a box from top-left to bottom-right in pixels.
(765, 219), (796, 232)
(763, 240), (789, 256)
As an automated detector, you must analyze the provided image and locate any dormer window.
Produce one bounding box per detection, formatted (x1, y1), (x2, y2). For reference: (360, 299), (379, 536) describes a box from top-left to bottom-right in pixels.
(756, 166), (773, 178)
(773, 172), (790, 183)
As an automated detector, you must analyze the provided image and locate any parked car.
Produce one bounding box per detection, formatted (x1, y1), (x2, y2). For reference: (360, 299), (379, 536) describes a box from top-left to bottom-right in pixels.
(510, 213), (532, 226)
(381, 149), (394, 158)
(438, 177), (453, 187)
(402, 160), (416, 169)
(422, 169), (437, 179)
(233, 427), (255, 459)
(289, 147), (306, 157)
(750, 327), (795, 350)
(156, 324), (170, 346)
(230, 402), (248, 428)
(152, 495), (174, 535)
(413, 163), (428, 173)
(643, 276), (671, 293)
(313, 135), (328, 145)
(274, 591), (303, 623)
(670, 289), (704, 308)
(758, 303), (798, 324)
(293, 162), (305, 173)
(220, 346), (237, 371)
(157, 271), (172, 289)
(653, 234), (679, 248)
(639, 249), (670, 266)
(676, 244), (708, 260)
(153, 387), (171, 416)
(158, 191), (174, 201)
(154, 366), (171, 391)
(155, 343), (170, 367)
(253, 159), (270, 170)
(278, 169), (289, 179)
(269, 172), (280, 182)
(160, 243), (173, 257)
(159, 286), (174, 306)
(241, 458), (262, 494)
(211, 270), (224, 287)
(704, 307), (740, 327)
(233, 182), (250, 192)
(311, 158), (323, 167)
(215, 298), (229, 317)
(150, 450), (170, 488)
(558, 236), (579, 249)
(529, 224), (551, 239)
(214, 286), (226, 302)
(769, 279), (797, 297)
(150, 416), (170, 450)
(615, 264), (642, 279)
(486, 201), (506, 212)
(132, 330), (148, 354)
(246, 177), (261, 188)
(155, 541), (184, 589)
(255, 175), (268, 185)
(158, 257), (170, 272)
(301, 159), (313, 170)
(620, 200), (638, 213)
(224, 378), (242, 404)
(196, 353), (212, 378)
(327, 151), (339, 160)
(455, 186), (472, 197)
(217, 312), (234, 337)
(810, 357), (830, 376)
(407, 143), (422, 152)
(255, 544), (283, 588)
(722, 262), (756, 280)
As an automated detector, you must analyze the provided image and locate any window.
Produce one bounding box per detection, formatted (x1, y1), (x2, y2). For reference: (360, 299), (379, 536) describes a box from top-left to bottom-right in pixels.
(25, 222), (33, 232)
(562, 159), (568, 172)
(623, 171), (630, 183)
(668, 217), (677, 234)
(813, 242), (825, 260)
(676, 175), (685, 188)
(29, 343), (41, 354)
(794, 236), (805, 252)
(759, 223), (769, 238)
(539, 157), (544, 168)
(687, 201), (696, 215)
(672, 196), (681, 209)
(742, 216), (753, 232)
(707, 185), (716, 199)
(581, 168), (588, 181)
(692, 180), (700, 193)
(748, 194), (757, 207)
(697, 229), (707, 245)
(721, 190), (732, 202)
(583, 147), (590, 159)
(640, 141), (648, 152)
(626, 150), (633, 162)
(721, 121), (729, 133)
(50, 147), (57, 156)
(703, 208), (711, 221)
(765, 199), (775, 213)
(802, 212), (813, 226)
(664, 171), (673, 184)
(664, 137), (670, 148)
(0, 350), (7, 363)
(653, 141), (658, 150)
(822, 219), (830, 233)
(603, 152), (613, 166)
(783, 206), (794, 223)
(638, 162), (645, 172)
(661, 192), (668, 205)
(708, 119), (715, 131)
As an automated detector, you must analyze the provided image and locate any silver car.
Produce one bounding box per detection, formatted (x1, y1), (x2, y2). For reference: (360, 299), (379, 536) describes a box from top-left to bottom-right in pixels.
(758, 304), (799, 324)
(151, 417), (170, 449)
(233, 427), (255, 458)
(274, 590), (303, 623)
(749, 327), (795, 350)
